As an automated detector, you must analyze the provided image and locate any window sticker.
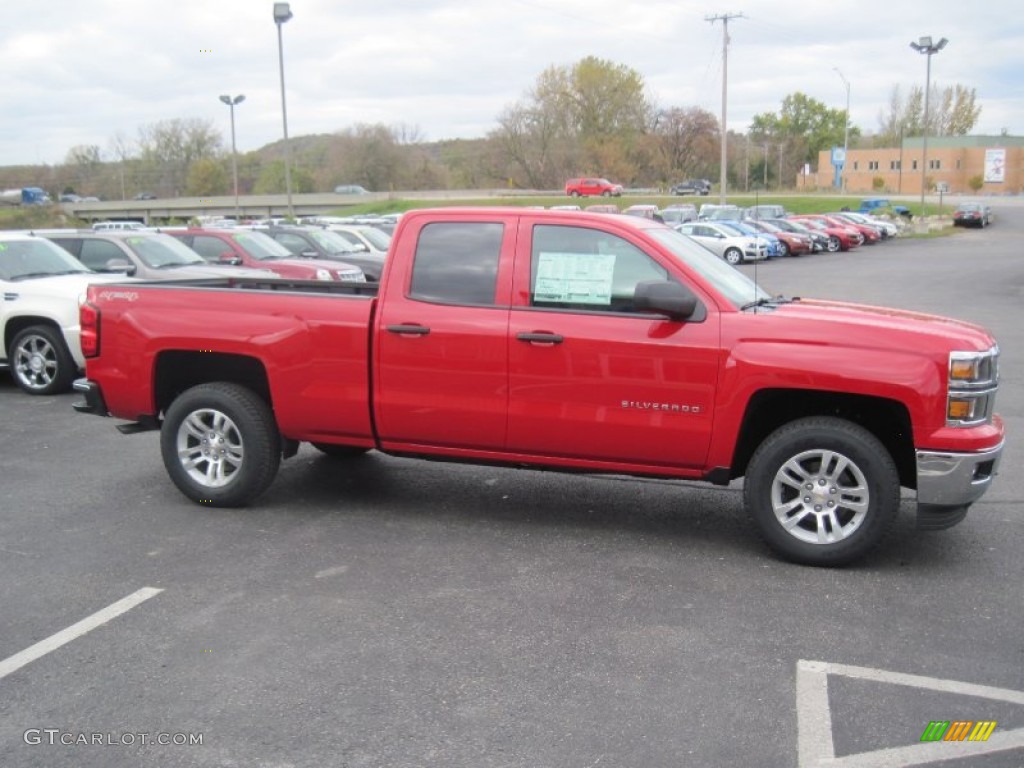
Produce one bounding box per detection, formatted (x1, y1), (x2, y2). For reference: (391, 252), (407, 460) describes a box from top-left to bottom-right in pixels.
(534, 251), (615, 305)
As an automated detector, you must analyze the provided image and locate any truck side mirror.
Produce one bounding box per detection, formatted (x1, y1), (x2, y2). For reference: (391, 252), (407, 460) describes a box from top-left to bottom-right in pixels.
(105, 258), (136, 276)
(633, 281), (699, 321)
(219, 251), (242, 265)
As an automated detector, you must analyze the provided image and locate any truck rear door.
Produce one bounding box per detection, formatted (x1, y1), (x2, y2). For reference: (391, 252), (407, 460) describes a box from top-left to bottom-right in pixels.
(373, 214), (515, 451)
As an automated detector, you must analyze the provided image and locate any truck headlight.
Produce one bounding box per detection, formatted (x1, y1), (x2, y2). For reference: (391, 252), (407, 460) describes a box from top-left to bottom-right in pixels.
(947, 347), (999, 426)
(315, 268), (332, 281)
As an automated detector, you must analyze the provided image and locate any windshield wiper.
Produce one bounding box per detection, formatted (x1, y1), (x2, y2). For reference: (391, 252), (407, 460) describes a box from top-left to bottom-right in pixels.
(740, 294), (798, 312)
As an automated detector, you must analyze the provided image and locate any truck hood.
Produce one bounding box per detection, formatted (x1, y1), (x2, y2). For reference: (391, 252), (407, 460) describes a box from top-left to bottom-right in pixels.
(765, 298), (996, 352)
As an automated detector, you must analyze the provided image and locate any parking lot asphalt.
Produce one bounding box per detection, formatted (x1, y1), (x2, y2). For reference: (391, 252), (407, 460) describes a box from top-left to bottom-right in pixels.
(1, 208), (1022, 767)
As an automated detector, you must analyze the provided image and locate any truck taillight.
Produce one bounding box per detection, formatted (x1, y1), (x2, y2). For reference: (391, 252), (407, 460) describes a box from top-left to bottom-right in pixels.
(80, 301), (100, 357)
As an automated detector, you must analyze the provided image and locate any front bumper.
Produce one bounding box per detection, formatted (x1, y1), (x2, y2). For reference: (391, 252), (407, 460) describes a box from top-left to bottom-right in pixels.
(915, 441), (1003, 528)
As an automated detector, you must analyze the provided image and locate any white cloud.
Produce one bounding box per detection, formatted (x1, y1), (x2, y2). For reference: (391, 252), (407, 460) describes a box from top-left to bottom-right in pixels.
(1, 0), (1021, 166)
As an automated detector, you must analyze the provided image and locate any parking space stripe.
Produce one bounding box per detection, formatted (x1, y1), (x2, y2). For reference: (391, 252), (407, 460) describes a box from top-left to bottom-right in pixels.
(0, 587), (162, 681)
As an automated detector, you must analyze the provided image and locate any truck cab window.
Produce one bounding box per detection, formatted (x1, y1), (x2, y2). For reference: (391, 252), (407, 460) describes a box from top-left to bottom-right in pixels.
(530, 224), (669, 313)
(409, 222), (503, 306)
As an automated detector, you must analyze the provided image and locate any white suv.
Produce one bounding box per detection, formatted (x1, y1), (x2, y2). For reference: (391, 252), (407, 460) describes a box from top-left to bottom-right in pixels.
(0, 233), (127, 394)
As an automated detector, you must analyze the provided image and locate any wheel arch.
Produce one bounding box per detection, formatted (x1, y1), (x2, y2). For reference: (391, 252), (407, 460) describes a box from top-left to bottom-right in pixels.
(154, 351), (271, 416)
(729, 389), (916, 488)
(4, 315), (66, 355)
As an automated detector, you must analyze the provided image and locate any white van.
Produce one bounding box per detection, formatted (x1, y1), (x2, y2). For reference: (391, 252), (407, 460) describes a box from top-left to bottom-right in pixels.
(92, 221), (145, 231)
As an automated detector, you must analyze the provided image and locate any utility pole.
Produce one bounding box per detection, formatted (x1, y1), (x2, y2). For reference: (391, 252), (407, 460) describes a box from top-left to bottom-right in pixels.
(706, 12), (744, 203)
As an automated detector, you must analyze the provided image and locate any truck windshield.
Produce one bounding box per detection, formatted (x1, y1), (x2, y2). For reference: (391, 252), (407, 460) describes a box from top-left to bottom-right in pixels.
(309, 230), (363, 255)
(230, 231), (295, 260)
(126, 235), (208, 268)
(647, 227), (770, 308)
(0, 239), (91, 280)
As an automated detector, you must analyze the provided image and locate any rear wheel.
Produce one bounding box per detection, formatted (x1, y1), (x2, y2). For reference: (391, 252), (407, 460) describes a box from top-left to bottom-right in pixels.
(601, 190), (611, 197)
(10, 325), (76, 395)
(160, 382), (280, 507)
(744, 417), (899, 566)
(723, 248), (742, 265)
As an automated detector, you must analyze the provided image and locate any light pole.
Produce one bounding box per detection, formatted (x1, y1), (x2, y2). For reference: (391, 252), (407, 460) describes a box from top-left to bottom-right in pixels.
(833, 67), (850, 191)
(910, 35), (948, 212)
(219, 94), (245, 220)
(273, 2), (294, 219)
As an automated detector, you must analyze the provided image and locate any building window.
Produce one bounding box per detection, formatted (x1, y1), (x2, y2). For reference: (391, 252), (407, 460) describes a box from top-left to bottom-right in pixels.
(890, 160), (901, 171)
(853, 161), (859, 171)
(929, 159), (941, 170)
(912, 160), (918, 170)
(956, 159), (962, 169)
(868, 161), (879, 171)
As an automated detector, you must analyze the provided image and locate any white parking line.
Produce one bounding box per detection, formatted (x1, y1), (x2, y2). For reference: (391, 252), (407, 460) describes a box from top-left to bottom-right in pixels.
(0, 587), (162, 681)
(797, 659), (1024, 767)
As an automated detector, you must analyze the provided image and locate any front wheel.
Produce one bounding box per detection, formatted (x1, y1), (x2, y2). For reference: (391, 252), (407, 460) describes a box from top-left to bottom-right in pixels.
(160, 382), (280, 507)
(776, 241), (790, 257)
(10, 325), (77, 395)
(723, 248), (742, 265)
(827, 235), (841, 253)
(743, 417), (899, 566)
(570, 190), (580, 198)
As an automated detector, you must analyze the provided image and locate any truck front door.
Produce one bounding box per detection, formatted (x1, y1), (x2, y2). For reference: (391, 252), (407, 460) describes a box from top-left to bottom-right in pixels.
(506, 221), (720, 470)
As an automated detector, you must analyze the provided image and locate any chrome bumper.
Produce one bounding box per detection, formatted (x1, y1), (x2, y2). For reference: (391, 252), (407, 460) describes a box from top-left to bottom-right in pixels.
(916, 442), (1003, 507)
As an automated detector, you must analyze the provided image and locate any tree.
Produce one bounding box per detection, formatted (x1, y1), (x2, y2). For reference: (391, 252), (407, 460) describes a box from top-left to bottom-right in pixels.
(253, 160), (314, 194)
(651, 107), (719, 183)
(491, 57), (653, 187)
(749, 93), (853, 168)
(875, 83), (980, 144)
(136, 118), (222, 196)
(185, 158), (229, 196)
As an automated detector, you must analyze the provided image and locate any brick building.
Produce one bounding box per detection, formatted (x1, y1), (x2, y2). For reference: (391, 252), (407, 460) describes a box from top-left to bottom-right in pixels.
(800, 135), (1024, 195)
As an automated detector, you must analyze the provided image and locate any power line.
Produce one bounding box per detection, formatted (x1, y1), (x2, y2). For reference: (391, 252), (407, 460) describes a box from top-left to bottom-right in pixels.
(706, 12), (744, 202)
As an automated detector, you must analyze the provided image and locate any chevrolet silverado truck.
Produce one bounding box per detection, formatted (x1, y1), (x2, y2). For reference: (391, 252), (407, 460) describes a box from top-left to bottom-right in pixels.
(73, 208), (1004, 566)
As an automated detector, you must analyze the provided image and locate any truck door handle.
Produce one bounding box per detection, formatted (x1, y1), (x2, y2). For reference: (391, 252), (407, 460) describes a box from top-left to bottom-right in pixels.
(386, 324), (430, 336)
(516, 332), (563, 345)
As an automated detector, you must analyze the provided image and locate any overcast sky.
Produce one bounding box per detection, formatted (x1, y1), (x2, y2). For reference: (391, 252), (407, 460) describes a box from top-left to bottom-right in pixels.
(2, 0), (1022, 168)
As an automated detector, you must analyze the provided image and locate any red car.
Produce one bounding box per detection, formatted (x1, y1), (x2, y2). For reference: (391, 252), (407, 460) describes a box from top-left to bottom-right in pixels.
(565, 177), (623, 197)
(820, 214), (882, 245)
(167, 228), (365, 282)
(745, 220), (814, 257)
(789, 215), (863, 252)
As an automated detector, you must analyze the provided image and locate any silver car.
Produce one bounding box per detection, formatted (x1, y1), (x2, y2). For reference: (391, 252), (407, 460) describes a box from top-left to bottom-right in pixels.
(675, 222), (769, 265)
(45, 231), (275, 280)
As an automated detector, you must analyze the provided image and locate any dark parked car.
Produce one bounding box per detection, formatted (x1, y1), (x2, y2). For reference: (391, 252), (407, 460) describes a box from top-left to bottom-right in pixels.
(257, 225), (386, 281)
(952, 202), (991, 228)
(669, 179), (711, 196)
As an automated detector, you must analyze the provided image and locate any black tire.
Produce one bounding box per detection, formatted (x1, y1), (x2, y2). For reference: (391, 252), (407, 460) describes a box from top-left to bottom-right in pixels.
(723, 248), (742, 265)
(160, 382), (280, 507)
(10, 325), (77, 395)
(827, 235), (841, 253)
(743, 417), (899, 567)
(312, 443), (370, 458)
(601, 190), (611, 197)
(776, 240), (790, 257)
(570, 190), (580, 198)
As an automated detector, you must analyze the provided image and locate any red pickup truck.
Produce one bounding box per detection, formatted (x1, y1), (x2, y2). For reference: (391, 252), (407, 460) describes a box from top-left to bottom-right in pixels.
(74, 208), (1004, 566)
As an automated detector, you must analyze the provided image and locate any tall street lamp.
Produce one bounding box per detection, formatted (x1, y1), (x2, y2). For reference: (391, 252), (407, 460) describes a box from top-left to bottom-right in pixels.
(273, 2), (294, 219)
(910, 35), (948, 212)
(833, 67), (850, 191)
(219, 94), (245, 220)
